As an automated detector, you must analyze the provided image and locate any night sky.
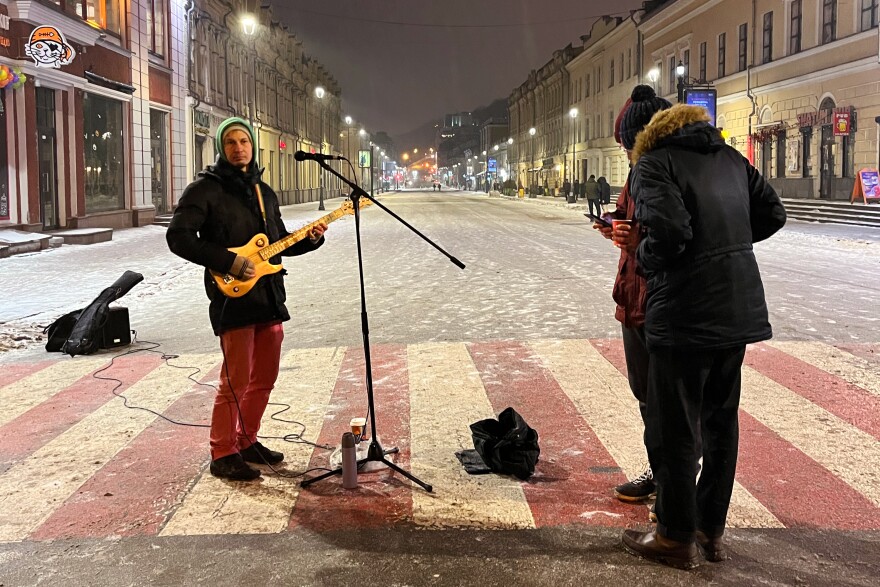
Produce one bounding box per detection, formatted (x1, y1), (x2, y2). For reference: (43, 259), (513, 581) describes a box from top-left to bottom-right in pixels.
(268, 0), (647, 142)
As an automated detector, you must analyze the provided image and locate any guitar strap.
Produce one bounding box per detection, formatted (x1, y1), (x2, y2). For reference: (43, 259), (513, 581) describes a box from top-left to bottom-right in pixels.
(254, 184), (267, 224)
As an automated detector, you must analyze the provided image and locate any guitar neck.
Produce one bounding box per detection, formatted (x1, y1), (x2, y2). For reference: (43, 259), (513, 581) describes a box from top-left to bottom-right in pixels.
(260, 208), (344, 260)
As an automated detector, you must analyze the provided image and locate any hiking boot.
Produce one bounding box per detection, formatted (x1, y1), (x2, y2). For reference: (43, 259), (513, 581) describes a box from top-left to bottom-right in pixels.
(210, 453), (261, 481)
(615, 467), (656, 502)
(622, 529), (701, 570)
(696, 530), (728, 562)
(239, 441), (284, 465)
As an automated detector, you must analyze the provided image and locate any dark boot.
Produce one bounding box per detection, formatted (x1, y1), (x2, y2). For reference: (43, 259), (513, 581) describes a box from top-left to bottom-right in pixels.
(622, 529), (701, 570)
(239, 441), (284, 465)
(696, 530), (728, 562)
(210, 453), (261, 481)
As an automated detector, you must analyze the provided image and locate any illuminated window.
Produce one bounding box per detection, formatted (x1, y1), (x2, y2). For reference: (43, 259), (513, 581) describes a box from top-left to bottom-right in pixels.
(49, 1), (122, 36)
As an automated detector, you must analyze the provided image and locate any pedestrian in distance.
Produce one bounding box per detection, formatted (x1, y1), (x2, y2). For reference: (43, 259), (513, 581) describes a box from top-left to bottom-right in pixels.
(620, 98), (786, 569)
(563, 177), (572, 200)
(584, 174), (600, 216)
(592, 86), (672, 508)
(597, 176), (612, 209)
(166, 116), (328, 482)
(573, 178), (581, 200)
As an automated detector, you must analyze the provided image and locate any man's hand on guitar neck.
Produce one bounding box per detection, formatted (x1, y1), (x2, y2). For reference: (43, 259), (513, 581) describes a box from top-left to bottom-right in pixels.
(230, 255), (256, 280)
(309, 222), (328, 244)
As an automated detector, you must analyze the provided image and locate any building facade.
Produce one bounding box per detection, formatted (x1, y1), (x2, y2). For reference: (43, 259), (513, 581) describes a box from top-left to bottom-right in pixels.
(0, 0), (188, 231)
(185, 0), (343, 208)
(512, 0), (880, 200)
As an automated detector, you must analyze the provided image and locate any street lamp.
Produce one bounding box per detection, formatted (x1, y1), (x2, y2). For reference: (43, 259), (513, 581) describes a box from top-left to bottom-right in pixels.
(676, 60), (686, 103)
(315, 85), (326, 210)
(647, 67), (660, 91)
(568, 107), (578, 203)
(528, 127), (536, 196)
(241, 14), (259, 155)
(344, 115), (354, 176)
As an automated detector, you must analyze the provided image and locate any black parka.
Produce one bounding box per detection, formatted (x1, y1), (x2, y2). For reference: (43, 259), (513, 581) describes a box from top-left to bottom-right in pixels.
(629, 105), (786, 351)
(166, 158), (323, 334)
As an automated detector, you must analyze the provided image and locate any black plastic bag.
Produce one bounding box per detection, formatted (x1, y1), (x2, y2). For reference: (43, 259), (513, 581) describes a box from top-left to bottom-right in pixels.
(470, 407), (540, 480)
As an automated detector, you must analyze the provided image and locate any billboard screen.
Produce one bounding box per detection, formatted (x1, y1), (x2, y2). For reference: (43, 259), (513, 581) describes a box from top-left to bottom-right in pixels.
(684, 88), (717, 126)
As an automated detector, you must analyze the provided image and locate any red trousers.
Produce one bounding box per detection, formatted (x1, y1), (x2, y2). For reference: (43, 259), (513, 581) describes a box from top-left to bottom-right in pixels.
(211, 322), (284, 460)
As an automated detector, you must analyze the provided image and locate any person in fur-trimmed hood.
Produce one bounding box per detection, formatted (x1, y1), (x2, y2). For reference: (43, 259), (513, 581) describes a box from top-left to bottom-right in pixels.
(620, 102), (786, 569)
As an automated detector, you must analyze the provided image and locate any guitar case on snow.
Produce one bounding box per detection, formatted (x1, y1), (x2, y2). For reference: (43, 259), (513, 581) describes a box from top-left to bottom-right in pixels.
(44, 270), (144, 356)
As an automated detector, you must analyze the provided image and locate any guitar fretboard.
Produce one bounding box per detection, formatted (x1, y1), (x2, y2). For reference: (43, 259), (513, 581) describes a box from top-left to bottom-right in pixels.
(259, 208), (346, 261)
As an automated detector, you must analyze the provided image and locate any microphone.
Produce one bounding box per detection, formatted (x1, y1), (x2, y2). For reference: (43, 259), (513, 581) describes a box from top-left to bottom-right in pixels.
(294, 150), (344, 162)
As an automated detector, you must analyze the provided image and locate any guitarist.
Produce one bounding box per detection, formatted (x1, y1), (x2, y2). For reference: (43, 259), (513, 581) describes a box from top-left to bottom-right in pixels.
(167, 117), (328, 481)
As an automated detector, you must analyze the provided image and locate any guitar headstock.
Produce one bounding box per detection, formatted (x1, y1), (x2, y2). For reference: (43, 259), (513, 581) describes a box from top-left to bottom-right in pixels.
(339, 197), (375, 216)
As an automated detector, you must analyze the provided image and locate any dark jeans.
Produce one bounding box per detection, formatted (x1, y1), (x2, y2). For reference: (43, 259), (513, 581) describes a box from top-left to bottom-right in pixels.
(588, 199), (602, 216)
(646, 345), (746, 542)
(621, 325), (649, 425)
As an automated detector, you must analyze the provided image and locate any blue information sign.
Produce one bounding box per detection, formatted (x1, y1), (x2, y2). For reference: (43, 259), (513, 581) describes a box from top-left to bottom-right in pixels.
(488, 157), (497, 173)
(684, 88), (717, 126)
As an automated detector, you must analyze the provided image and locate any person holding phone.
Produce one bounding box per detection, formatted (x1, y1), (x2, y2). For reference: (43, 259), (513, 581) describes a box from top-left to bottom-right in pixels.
(592, 86), (671, 506)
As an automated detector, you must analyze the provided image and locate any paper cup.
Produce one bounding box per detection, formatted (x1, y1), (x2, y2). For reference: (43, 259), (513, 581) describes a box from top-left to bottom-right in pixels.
(350, 417), (366, 438)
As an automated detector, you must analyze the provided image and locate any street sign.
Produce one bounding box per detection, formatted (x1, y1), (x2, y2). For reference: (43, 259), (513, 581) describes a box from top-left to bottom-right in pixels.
(358, 149), (371, 168)
(488, 158), (497, 173)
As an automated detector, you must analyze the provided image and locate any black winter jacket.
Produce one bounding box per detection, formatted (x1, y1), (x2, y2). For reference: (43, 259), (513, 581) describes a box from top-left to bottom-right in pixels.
(629, 105), (786, 351)
(166, 158), (323, 334)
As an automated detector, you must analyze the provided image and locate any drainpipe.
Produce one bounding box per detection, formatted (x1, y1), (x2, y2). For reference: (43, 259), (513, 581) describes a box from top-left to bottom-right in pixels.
(629, 9), (643, 84)
(746, 0), (758, 163)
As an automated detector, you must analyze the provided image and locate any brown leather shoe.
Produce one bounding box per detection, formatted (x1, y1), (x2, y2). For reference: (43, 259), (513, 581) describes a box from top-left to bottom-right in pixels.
(622, 529), (701, 569)
(696, 530), (728, 562)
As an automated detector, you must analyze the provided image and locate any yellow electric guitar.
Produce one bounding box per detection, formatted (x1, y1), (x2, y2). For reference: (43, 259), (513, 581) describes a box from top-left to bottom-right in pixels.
(211, 198), (372, 297)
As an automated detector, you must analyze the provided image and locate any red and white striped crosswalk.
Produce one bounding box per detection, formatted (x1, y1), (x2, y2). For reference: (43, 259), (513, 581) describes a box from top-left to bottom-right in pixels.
(0, 338), (878, 542)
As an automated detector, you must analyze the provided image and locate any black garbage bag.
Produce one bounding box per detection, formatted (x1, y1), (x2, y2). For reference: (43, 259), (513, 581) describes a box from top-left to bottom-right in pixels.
(47, 270), (143, 357)
(470, 407), (540, 480)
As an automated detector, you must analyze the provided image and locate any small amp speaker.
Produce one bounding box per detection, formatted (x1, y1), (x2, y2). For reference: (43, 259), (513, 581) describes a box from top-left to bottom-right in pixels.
(101, 306), (132, 348)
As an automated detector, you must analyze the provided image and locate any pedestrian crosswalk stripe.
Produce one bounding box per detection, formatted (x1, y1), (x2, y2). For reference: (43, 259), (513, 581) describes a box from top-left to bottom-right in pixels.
(408, 342), (535, 529)
(160, 347), (344, 536)
(473, 340), (644, 527)
(0, 355), (106, 429)
(0, 338), (876, 540)
(767, 341), (880, 399)
(531, 338), (783, 529)
(0, 353), (216, 542)
(741, 366), (880, 509)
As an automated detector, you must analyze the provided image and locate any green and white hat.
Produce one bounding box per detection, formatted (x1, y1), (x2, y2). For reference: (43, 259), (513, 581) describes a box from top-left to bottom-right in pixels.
(215, 116), (256, 165)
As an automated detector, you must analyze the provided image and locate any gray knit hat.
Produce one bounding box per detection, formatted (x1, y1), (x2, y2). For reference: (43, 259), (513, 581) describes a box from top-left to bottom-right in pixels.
(618, 85), (672, 150)
(215, 116), (256, 165)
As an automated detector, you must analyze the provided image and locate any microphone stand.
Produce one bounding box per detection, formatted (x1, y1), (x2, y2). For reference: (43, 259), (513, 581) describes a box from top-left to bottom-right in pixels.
(300, 159), (465, 493)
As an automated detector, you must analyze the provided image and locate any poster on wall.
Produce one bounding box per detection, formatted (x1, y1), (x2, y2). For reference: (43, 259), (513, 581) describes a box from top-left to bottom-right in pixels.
(851, 168), (880, 204)
(24, 26), (76, 68)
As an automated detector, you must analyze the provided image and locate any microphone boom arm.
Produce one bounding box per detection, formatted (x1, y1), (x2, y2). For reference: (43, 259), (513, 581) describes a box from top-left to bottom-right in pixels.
(314, 158), (465, 270)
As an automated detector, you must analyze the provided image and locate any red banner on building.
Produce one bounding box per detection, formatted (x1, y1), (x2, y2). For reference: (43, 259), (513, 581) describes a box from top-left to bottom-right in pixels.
(833, 112), (851, 136)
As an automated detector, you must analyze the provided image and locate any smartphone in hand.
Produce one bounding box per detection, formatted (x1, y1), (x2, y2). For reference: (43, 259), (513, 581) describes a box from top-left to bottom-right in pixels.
(585, 213), (612, 227)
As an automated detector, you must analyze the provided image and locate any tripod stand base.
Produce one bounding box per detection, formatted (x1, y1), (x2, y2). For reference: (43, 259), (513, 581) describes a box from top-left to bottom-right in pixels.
(300, 439), (433, 492)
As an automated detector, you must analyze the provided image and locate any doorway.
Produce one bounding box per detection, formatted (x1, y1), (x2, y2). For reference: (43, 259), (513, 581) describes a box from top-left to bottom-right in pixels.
(36, 87), (59, 229)
(150, 110), (168, 213)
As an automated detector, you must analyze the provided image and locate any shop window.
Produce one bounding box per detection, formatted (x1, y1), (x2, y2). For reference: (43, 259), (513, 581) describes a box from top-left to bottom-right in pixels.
(842, 134), (854, 178)
(801, 128), (812, 178)
(776, 133), (786, 178)
(83, 93), (125, 213)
